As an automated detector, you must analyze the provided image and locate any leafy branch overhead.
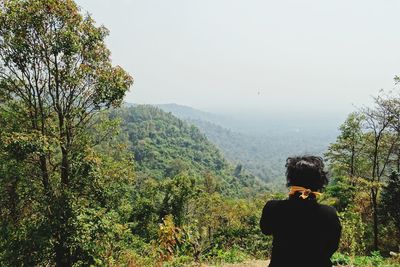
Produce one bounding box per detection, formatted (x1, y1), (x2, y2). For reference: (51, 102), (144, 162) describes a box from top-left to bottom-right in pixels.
(0, 0), (133, 125)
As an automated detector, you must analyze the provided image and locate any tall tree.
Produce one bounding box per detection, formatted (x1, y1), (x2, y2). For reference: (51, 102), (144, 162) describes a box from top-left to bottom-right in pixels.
(374, 91), (400, 172)
(362, 95), (397, 250)
(326, 93), (399, 251)
(0, 0), (132, 265)
(325, 112), (365, 179)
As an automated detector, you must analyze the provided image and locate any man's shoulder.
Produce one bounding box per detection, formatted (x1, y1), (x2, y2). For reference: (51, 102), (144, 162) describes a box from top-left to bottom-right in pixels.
(318, 203), (338, 213)
(263, 199), (288, 210)
(317, 204), (340, 218)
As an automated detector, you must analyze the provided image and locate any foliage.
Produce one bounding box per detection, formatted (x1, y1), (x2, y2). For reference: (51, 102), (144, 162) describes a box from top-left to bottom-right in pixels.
(0, 0), (133, 265)
(338, 206), (367, 255)
(381, 172), (400, 234)
(325, 112), (365, 178)
(322, 176), (356, 212)
(155, 214), (183, 263)
(380, 171), (400, 248)
(202, 245), (248, 264)
(332, 251), (399, 267)
(326, 92), (400, 252)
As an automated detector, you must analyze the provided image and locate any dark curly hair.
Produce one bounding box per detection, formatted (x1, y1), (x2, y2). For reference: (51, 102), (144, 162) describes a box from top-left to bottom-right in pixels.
(285, 155), (328, 192)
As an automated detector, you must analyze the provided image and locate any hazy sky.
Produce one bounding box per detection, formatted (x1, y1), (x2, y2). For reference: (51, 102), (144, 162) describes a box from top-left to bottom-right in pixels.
(76, 0), (400, 115)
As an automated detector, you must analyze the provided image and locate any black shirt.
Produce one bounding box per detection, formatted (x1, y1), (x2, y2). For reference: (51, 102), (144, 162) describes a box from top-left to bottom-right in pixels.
(260, 197), (341, 267)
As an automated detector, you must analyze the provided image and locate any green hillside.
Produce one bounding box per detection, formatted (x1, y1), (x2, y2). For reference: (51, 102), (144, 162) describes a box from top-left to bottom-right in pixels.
(115, 105), (266, 196)
(185, 118), (284, 183)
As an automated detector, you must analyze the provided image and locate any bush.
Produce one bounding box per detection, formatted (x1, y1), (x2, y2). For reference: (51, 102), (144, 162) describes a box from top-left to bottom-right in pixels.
(332, 251), (399, 267)
(202, 244), (249, 264)
(338, 206), (366, 255)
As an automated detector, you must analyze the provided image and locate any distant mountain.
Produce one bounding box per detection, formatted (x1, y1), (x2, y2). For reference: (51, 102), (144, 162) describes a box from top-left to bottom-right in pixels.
(156, 103), (340, 183)
(184, 118), (282, 182)
(115, 105), (266, 196)
(156, 103), (236, 128)
(188, 118), (336, 183)
(156, 103), (342, 136)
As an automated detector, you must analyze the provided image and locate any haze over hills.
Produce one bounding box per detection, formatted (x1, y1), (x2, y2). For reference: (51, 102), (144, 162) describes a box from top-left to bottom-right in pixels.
(156, 103), (343, 183)
(157, 103), (345, 135)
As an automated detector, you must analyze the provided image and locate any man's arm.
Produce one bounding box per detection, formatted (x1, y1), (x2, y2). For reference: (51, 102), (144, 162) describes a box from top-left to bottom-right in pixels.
(260, 200), (277, 235)
(326, 207), (342, 257)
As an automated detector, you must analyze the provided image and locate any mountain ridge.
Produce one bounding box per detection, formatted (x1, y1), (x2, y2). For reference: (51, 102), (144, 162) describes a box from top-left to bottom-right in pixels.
(152, 103), (338, 183)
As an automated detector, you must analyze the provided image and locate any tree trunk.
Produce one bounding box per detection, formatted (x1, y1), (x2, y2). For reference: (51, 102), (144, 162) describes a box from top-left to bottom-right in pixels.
(371, 188), (379, 251)
(350, 145), (355, 178)
(55, 240), (71, 267)
(397, 147), (400, 173)
(370, 137), (379, 251)
(39, 155), (50, 192)
(54, 194), (72, 267)
(56, 112), (72, 265)
(61, 147), (69, 186)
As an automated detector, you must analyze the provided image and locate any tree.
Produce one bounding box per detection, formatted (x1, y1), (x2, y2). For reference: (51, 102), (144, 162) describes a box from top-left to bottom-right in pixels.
(361, 96), (397, 250)
(0, 0), (133, 265)
(326, 92), (399, 251)
(325, 112), (365, 180)
(373, 90), (400, 172)
(159, 173), (197, 226)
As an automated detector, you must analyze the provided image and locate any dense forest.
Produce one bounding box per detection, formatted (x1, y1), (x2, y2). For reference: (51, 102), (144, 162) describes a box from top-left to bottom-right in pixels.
(158, 103), (338, 184)
(114, 105), (265, 196)
(0, 1), (399, 266)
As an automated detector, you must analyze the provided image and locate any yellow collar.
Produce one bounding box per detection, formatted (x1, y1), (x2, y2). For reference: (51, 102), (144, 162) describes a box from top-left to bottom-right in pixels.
(289, 186), (322, 199)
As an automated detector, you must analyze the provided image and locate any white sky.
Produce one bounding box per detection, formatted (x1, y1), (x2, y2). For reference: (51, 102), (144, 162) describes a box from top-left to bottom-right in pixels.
(76, 0), (400, 115)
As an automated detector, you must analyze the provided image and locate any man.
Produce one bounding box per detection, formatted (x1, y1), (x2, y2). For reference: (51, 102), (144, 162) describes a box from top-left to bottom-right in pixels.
(260, 156), (342, 267)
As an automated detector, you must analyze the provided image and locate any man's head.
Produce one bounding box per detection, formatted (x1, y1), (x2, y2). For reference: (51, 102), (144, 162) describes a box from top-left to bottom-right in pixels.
(285, 155), (328, 191)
